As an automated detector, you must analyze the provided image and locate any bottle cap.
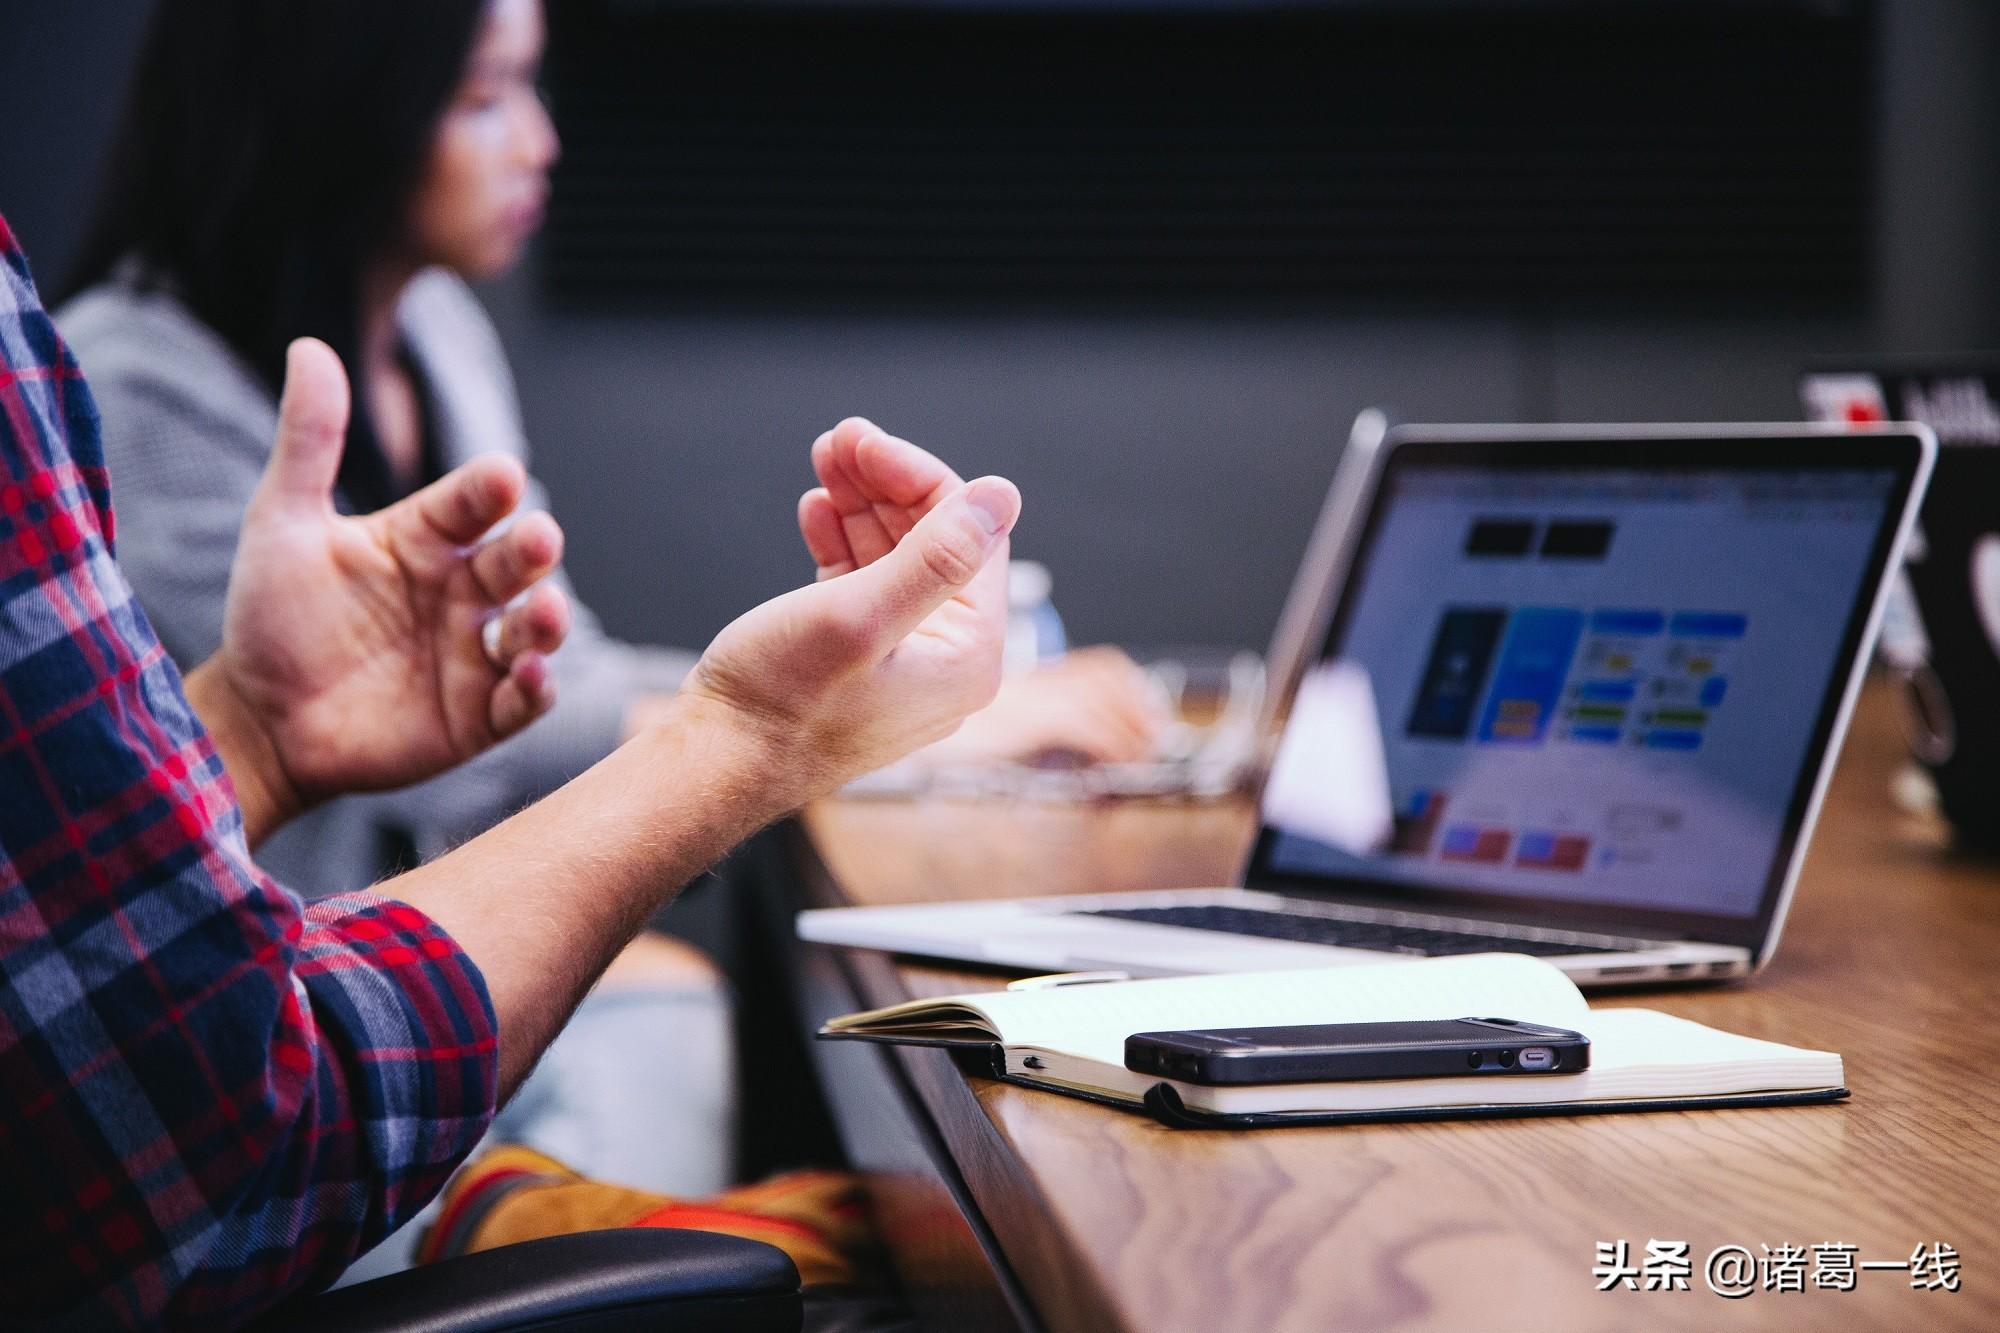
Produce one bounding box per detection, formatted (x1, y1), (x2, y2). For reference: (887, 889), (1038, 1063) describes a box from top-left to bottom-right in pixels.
(1008, 559), (1053, 609)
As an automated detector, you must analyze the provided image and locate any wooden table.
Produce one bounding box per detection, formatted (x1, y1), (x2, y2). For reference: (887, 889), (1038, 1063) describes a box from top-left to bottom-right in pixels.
(790, 682), (2000, 1331)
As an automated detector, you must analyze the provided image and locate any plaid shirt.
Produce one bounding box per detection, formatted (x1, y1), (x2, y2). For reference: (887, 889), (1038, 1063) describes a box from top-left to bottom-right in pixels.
(0, 217), (498, 1327)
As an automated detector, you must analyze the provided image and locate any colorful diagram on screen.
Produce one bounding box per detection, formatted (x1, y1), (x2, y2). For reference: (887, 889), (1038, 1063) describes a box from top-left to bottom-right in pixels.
(1560, 608), (1660, 745)
(1558, 609), (1744, 751)
(1403, 602), (1745, 754)
(1393, 603), (1747, 872)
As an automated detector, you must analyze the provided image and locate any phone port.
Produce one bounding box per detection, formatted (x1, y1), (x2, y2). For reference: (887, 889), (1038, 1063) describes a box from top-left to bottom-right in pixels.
(1517, 1046), (1556, 1070)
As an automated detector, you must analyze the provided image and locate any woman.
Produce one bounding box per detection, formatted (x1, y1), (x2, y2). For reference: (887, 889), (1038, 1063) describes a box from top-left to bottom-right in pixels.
(58, 0), (1160, 1264)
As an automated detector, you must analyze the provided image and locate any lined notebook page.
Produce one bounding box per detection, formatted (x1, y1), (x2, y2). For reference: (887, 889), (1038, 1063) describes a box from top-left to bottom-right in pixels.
(969, 953), (1589, 1064)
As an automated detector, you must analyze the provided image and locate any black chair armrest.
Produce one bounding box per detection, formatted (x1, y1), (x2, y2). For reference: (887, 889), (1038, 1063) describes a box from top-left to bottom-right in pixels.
(264, 1229), (801, 1333)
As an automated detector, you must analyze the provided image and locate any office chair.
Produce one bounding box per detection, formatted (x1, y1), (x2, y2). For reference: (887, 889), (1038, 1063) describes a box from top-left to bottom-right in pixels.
(259, 1228), (803, 1331)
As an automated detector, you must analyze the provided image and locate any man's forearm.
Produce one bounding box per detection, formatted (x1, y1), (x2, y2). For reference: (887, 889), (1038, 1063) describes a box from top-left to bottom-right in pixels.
(383, 692), (791, 1095)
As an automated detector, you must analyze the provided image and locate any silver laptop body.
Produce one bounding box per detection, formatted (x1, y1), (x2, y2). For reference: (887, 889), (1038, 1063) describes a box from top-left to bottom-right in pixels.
(801, 423), (1936, 987)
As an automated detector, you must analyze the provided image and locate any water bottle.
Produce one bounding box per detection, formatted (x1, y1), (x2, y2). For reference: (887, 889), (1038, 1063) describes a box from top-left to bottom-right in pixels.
(1005, 560), (1067, 674)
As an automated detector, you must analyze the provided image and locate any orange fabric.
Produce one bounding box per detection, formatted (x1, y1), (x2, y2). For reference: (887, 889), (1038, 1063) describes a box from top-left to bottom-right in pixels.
(421, 1145), (876, 1288)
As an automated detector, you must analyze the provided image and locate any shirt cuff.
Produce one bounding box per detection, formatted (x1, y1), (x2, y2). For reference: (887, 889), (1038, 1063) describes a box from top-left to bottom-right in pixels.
(295, 893), (501, 1231)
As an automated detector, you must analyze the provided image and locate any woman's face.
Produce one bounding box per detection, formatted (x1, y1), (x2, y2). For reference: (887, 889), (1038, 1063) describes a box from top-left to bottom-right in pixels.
(407, 0), (559, 280)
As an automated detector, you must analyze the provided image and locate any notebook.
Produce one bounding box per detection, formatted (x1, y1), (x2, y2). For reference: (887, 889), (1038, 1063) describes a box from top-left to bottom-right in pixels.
(818, 954), (1846, 1128)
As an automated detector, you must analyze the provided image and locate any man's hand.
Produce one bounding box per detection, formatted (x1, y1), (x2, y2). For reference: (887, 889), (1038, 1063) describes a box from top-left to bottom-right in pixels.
(677, 418), (1020, 805)
(188, 339), (571, 844)
(799, 421), (1163, 768)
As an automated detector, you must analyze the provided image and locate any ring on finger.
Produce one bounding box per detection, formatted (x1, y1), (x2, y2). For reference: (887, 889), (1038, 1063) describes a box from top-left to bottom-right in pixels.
(480, 615), (506, 669)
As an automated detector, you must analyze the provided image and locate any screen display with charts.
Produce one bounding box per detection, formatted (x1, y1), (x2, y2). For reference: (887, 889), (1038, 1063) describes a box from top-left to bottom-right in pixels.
(1260, 455), (1905, 922)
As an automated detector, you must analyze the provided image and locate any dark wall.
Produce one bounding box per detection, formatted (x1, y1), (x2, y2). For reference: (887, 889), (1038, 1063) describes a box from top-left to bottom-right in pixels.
(0, 3), (154, 280)
(4, 2), (1996, 656)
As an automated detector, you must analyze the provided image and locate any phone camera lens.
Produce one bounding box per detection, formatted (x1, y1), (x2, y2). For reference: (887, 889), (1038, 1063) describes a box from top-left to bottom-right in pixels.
(1498, 1049), (1517, 1068)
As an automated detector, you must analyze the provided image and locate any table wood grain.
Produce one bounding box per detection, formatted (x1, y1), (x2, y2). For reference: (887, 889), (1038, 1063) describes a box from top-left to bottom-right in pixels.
(800, 682), (2000, 1330)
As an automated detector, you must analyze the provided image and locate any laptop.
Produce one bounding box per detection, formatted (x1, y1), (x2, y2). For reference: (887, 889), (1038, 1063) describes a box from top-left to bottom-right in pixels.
(800, 424), (1936, 986)
(1802, 361), (2000, 851)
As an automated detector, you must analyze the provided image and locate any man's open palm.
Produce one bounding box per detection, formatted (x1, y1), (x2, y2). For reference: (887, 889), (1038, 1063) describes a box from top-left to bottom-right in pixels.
(216, 339), (571, 807)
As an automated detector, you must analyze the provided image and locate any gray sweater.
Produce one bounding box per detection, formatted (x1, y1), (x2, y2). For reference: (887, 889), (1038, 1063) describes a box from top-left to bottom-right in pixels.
(58, 267), (696, 895)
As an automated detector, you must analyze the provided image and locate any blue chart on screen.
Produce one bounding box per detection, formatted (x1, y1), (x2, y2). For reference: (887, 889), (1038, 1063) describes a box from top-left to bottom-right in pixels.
(1476, 609), (1584, 745)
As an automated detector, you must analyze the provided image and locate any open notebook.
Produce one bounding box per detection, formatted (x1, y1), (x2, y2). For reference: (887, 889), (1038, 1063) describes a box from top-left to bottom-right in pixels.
(819, 954), (1846, 1128)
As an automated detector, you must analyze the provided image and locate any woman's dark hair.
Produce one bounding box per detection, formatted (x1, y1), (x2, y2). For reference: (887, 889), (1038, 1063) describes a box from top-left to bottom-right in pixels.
(64, 0), (488, 507)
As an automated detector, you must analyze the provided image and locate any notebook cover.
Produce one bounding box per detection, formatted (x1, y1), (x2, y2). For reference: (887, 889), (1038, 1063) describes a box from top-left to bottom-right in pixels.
(1134, 1080), (1851, 1129)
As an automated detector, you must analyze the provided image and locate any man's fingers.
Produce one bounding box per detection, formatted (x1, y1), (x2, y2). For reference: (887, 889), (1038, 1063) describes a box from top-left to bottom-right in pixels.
(467, 510), (564, 604)
(400, 454), (529, 549)
(850, 426), (959, 511)
(815, 419), (963, 568)
(489, 651), (557, 739)
(798, 488), (857, 579)
(815, 417), (959, 509)
(488, 583), (571, 663)
(259, 338), (351, 509)
(835, 475), (1021, 646)
(837, 424), (953, 552)
(815, 424), (899, 567)
(812, 422), (870, 517)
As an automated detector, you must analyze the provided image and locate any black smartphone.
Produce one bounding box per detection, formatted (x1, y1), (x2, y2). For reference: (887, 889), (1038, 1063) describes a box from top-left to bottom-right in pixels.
(1124, 1017), (1590, 1085)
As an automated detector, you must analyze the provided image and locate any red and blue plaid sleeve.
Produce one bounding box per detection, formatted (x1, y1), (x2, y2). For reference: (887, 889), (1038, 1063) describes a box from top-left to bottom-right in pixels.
(0, 217), (499, 1327)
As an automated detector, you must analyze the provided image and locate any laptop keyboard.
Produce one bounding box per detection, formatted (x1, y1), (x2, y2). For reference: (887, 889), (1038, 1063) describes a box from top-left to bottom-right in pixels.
(1074, 904), (1629, 957)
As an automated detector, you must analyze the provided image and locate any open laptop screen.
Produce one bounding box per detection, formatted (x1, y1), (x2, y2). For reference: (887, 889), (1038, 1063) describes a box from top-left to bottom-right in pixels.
(1251, 434), (1920, 943)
